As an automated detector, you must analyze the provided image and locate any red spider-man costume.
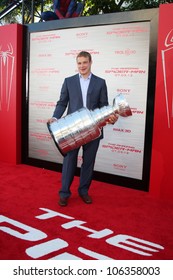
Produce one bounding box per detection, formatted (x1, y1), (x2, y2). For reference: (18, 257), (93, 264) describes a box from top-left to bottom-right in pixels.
(41, 0), (84, 21)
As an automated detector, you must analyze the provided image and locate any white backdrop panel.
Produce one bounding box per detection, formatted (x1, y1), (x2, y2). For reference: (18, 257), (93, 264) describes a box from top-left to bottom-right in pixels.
(29, 22), (150, 180)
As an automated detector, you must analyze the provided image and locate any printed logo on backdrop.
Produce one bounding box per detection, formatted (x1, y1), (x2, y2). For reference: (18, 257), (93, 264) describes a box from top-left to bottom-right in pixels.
(114, 49), (136, 56)
(105, 67), (146, 77)
(65, 49), (100, 58)
(106, 25), (148, 37)
(161, 29), (173, 128)
(102, 143), (142, 155)
(76, 32), (88, 39)
(31, 33), (61, 43)
(0, 43), (15, 111)
(0, 208), (164, 260)
(31, 68), (59, 76)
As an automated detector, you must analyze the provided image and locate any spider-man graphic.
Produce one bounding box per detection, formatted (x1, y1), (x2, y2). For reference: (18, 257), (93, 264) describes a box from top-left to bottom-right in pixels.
(0, 43), (14, 111)
(41, 0), (85, 21)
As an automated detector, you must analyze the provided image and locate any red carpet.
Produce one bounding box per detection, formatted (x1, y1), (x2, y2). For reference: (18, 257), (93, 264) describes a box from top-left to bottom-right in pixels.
(0, 161), (173, 260)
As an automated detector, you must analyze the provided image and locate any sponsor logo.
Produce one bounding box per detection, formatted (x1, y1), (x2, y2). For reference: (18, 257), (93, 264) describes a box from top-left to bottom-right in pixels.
(76, 32), (88, 39)
(113, 128), (131, 133)
(38, 53), (52, 57)
(113, 164), (127, 171)
(117, 88), (131, 94)
(115, 49), (136, 56)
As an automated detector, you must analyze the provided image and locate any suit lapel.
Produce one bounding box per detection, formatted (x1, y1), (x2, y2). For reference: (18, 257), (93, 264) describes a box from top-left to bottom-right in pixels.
(86, 74), (95, 108)
(75, 74), (83, 106)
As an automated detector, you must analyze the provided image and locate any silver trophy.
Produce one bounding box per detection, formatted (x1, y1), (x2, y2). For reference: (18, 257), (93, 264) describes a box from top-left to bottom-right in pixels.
(47, 93), (132, 155)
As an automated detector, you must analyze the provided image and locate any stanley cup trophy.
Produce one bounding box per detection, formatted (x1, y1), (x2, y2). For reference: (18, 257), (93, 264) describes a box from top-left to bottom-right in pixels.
(47, 93), (132, 156)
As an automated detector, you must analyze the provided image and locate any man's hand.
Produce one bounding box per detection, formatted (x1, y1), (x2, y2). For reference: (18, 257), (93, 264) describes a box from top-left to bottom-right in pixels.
(107, 114), (119, 125)
(47, 117), (57, 124)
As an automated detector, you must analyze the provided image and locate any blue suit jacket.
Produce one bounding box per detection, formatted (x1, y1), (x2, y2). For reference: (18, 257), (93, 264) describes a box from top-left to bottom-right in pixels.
(53, 73), (109, 139)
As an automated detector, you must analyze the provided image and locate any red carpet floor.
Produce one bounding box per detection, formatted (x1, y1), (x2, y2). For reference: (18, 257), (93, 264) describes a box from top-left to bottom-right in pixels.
(0, 161), (173, 260)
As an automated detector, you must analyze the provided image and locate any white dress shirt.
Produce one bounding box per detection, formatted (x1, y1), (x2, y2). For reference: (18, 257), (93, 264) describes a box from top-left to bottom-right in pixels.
(79, 73), (92, 107)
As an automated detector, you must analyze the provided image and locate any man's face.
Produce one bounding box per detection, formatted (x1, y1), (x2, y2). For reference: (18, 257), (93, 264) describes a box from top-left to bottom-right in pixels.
(76, 56), (92, 78)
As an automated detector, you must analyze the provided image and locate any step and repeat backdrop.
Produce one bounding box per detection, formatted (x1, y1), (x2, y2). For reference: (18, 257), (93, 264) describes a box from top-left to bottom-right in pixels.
(28, 19), (151, 185)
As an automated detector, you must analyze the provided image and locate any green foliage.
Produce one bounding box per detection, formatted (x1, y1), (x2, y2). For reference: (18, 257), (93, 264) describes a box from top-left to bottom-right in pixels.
(82, 0), (173, 15)
(122, 0), (173, 11)
(82, 0), (123, 15)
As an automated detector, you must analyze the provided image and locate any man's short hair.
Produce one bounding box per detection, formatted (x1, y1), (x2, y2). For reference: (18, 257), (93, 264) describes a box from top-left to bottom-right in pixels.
(76, 51), (92, 62)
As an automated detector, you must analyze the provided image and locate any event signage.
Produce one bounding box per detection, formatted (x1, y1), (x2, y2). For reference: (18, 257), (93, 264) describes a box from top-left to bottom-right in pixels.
(0, 208), (164, 260)
(28, 22), (150, 180)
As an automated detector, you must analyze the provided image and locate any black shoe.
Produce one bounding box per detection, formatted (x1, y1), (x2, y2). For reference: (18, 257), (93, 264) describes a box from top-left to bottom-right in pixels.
(58, 197), (68, 206)
(80, 194), (92, 204)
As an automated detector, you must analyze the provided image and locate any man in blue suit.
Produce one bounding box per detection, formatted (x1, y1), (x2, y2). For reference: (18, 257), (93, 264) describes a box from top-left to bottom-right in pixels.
(48, 51), (117, 206)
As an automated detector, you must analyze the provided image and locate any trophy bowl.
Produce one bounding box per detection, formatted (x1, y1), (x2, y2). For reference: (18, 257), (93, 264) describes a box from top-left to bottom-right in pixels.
(47, 93), (132, 156)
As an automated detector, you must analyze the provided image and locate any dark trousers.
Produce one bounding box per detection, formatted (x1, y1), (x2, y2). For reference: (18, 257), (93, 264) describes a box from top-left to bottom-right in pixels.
(59, 138), (100, 198)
